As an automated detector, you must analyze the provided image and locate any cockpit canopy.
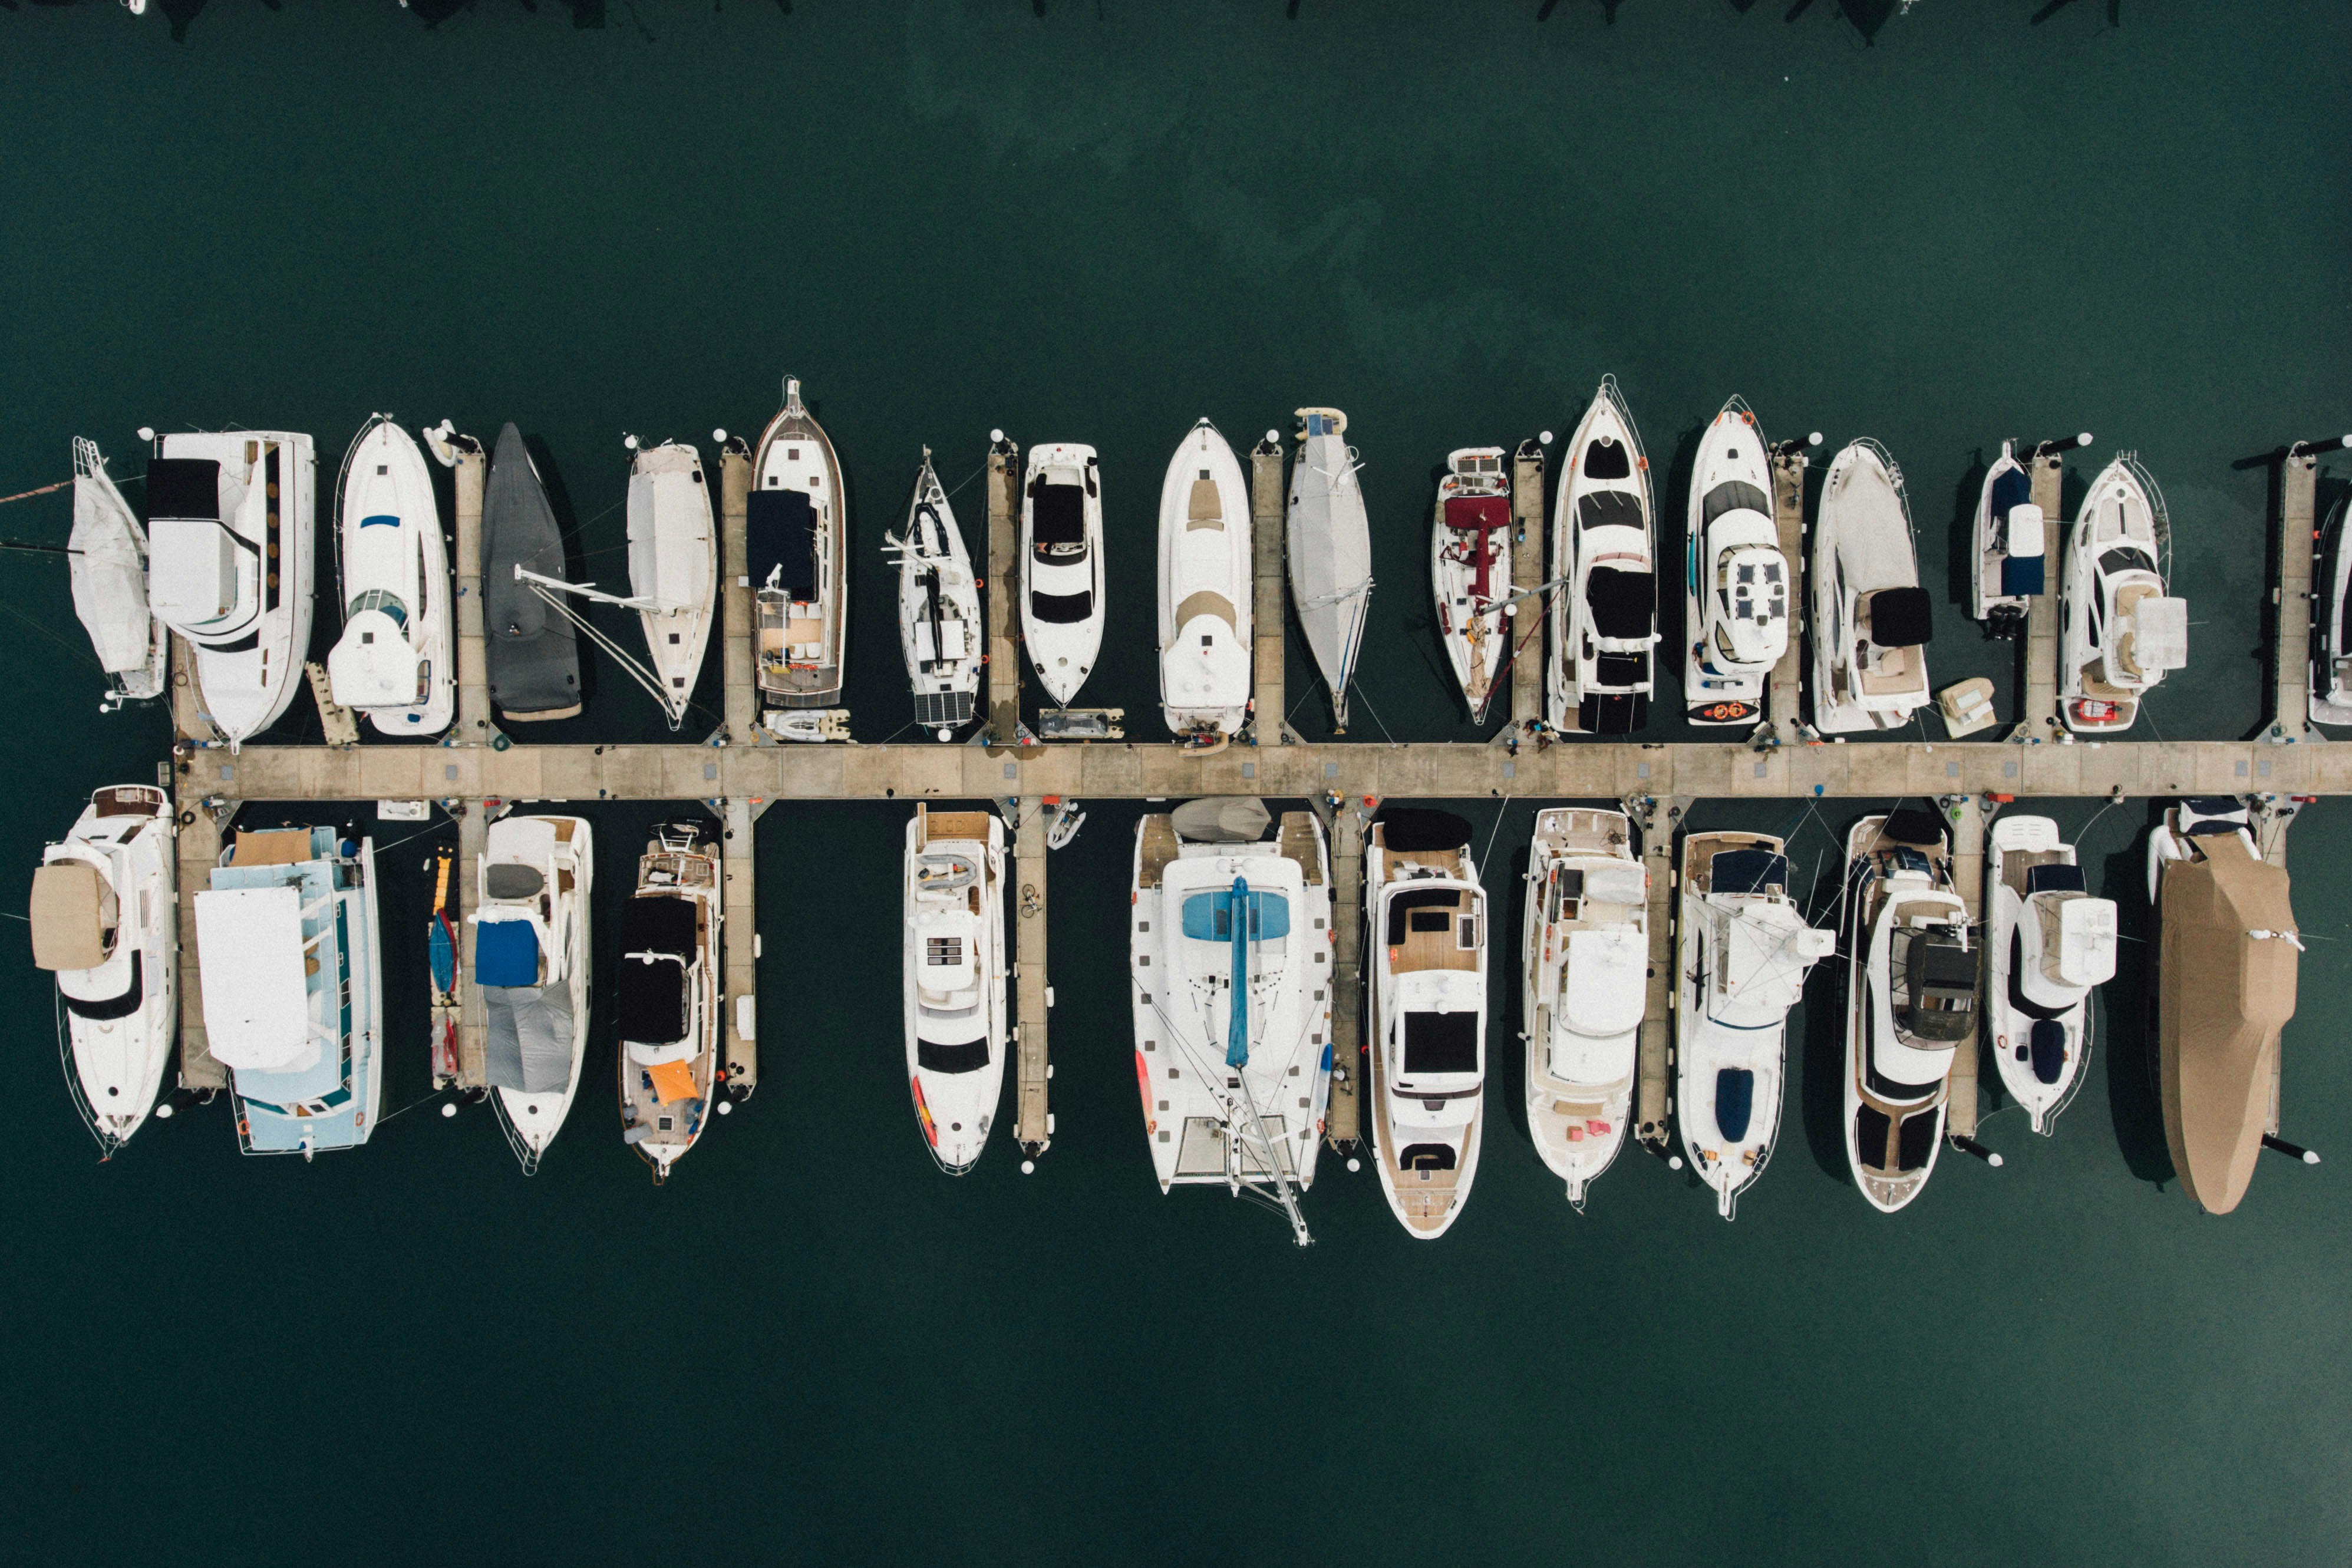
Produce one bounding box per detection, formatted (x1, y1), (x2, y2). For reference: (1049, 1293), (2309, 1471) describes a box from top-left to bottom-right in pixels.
(1896, 930), (1977, 1044)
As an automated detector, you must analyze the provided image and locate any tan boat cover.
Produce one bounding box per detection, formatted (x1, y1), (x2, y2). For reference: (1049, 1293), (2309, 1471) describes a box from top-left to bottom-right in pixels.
(2159, 833), (2298, 1214)
(29, 861), (115, 971)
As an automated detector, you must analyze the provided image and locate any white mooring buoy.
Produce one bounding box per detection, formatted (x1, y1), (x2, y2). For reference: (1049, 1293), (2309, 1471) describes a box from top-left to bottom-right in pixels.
(440, 1102), (457, 1118)
(717, 1100), (734, 1116)
(1020, 1159), (1035, 1175)
(1346, 1156), (1361, 1174)
(154, 1102), (173, 1120)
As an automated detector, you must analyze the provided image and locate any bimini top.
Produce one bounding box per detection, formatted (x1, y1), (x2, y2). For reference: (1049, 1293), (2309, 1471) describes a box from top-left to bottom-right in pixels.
(619, 894), (697, 1047)
(748, 488), (817, 598)
(29, 860), (114, 972)
(1561, 926), (1646, 1039)
(194, 885), (313, 1071)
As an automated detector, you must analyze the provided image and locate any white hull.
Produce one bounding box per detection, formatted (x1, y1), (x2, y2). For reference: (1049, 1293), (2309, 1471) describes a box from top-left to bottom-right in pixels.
(618, 827), (723, 1181)
(1970, 440), (2040, 629)
(68, 440), (166, 707)
(905, 808), (1008, 1174)
(1984, 815), (2113, 1135)
(2315, 496), (2352, 724)
(752, 378), (848, 711)
(1522, 808), (1644, 1206)
(1022, 443), (1106, 708)
(1681, 400), (1786, 728)
(1157, 420), (1253, 737)
(628, 441), (718, 729)
(329, 417), (454, 737)
(479, 814), (593, 1170)
(1286, 409), (1372, 730)
(1811, 440), (1929, 734)
(892, 455), (983, 740)
(1549, 378), (1657, 734)
(1430, 447), (1509, 724)
(2059, 455), (2181, 735)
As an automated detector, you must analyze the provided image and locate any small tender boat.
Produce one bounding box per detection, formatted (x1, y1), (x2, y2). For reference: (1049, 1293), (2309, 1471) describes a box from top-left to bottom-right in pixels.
(1811, 440), (1932, 734)
(904, 806), (1008, 1174)
(31, 785), (176, 1152)
(1129, 798), (1330, 1244)
(1969, 440), (2043, 638)
(1366, 808), (1487, 1240)
(885, 450), (983, 741)
(1675, 830), (1835, 1219)
(1157, 420), (1253, 739)
(1522, 807), (1647, 1209)
(144, 428), (318, 748)
(1022, 443), (1106, 708)
(68, 439), (166, 711)
(482, 422), (582, 722)
(617, 821), (723, 1182)
(1681, 399), (1788, 727)
(1549, 378), (1658, 735)
(1984, 815), (2115, 1135)
(2060, 454), (2185, 734)
(1431, 447), (1510, 724)
(2147, 798), (2300, 1214)
(474, 813), (593, 1174)
(2310, 495), (2352, 725)
(751, 378), (849, 730)
(1286, 408), (1373, 731)
(1839, 809), (1976, 1212)
(197, 824), (384, 1158)
(326, 416), (454, 737)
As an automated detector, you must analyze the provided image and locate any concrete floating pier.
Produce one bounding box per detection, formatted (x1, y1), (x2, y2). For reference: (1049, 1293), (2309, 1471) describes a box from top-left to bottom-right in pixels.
(1766, 450), (1807, 740)
(1945, 793), (1984, 1142)
(1013, 796), (1050, 1157)
(719, 438), (756, 742)
(1249, 435), (1286, 745)
(721, 795), (760, 1097)
(454, 803), (487, 1091)
(1510, 439), (1547, 730)
(985, 438), (1023, 748)
(2274, 447), (2321, 740)
(2020, 449), (2065, 738)
(452, 435), (493, 742)
(1323, 799), (1365, 1152)
(1633, 795), (1683, 1152)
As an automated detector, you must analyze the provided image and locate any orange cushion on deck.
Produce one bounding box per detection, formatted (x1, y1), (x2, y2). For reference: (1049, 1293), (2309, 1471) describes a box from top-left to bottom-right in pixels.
(646, 1057), (699, 1105)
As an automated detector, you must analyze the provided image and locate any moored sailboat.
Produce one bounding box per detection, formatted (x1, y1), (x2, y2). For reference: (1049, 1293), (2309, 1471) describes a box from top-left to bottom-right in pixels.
(68, 438), (166, 711)
(482, 422), (582, 722)
(1286, 408), (1373, 731)
(885, 451), (984, 741)
(1431, 446), (1510, 724)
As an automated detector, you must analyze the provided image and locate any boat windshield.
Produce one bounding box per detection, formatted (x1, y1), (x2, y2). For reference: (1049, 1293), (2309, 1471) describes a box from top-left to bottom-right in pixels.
(1895, 930), (1976, 1044)
(346, 587), (410, 628)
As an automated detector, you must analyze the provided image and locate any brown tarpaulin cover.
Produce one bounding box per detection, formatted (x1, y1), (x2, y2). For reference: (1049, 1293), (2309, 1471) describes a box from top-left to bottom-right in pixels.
(2159, 834), (2298, 1215)
(29, 861), (114, 972)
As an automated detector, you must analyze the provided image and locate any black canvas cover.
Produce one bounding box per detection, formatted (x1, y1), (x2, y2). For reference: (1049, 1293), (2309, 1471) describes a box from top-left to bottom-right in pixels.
(1577, 491), (1643, 532)
(144, 458), (222, 521)
(918, 1036), (990, 1075)
(1868, 586), (1934, 648)
(618, 955), (687, 1045)
(1710, 849), (1789, 896)
(1882, 807), (1950, 850)
(747, 488), (817, 598)
(1377, 808), (1473, 854)
(1582, 439), (1632, 481)
(1701, 480), (1771, 527)
(2026, 863), (2086, 895)
(620, 894), (696, 959)
(482, 422), (582, 718)
(1030, 589), (1093, 624)
(1402, 1011), (1479, 1075)
(1386, 886), (1462, 945)
(1588, 566), (1654, 639)
(1031, 482), (1085, 546)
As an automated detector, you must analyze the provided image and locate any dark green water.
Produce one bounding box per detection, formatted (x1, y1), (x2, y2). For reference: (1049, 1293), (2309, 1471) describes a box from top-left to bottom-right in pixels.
(4, 4), (2350, 1564)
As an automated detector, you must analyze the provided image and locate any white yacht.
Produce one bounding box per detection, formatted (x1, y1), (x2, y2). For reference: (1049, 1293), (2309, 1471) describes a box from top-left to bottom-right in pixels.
(1675, 830), (1835, 1218)
(1431, 446), (1510, 724)
(1682, 399), (1789, 727)
(886, 451), (984, 741)
(624, 440), (716, 728)
(2060, 454), (2185, 734)
(326, 416), (454, 737)
(751, 378), (849, 731)
(68, 439), (166, 711)
(1522, 807), (1647, 1208)
(1366, 809), (1487, 1240)
(1811, 440), (1932, 734)
(1157, 420), (1252, 740)
(474, 813), (594, 1173)
(1968, 440), (2043, 638)
(905, 806), (1008, 1174)
(1984, 815), (2115, 1135)
(1021, 443), (1105, 708)
(1839, 810), (1977, 1213)
(144, 429), (318, 748)
(1129, 799), (1331, 1243)
(31, 785), (176, 1153)
(1286, 408), (1373, 730)
(197, 824), (384, 1157)
(1549, 378), (1657, 735)
(617, 822), (723, 1182)
(2311, 495), (2352, 725)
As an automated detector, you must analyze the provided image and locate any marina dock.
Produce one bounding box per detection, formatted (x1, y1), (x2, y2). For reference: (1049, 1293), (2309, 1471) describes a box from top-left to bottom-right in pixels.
(2020, 447), (2065, 737)
(1014, 795), (1050, 1158)
(2273, 445), (2321, 740)
(1249, 436), (1286, 744)
(1510, 439), (1546, 728)
(1945, 793), (1984, 1142)
(1323, 799), (1365, 1151)
(1766, 449), (1807, 739)
(984, 438), (1022, 747)
(1633, 794), (1682, 1154)
(719, 440), (756, 741)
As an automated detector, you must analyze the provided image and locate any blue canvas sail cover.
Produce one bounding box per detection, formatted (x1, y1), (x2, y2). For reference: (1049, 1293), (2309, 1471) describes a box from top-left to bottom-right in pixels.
(747, 488), (817, 598)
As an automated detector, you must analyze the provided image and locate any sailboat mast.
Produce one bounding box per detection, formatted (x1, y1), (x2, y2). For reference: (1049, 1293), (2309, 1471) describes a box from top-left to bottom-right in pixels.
(1222, 875), (1312, 1246)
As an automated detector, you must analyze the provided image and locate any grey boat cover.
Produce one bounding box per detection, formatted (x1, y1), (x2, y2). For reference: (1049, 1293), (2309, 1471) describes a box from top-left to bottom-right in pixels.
(483, 422), (582, 721)
(483, 982), (575, 1094)
(1172, 797), (1271, 843)
(1285, 429), (1373, 725)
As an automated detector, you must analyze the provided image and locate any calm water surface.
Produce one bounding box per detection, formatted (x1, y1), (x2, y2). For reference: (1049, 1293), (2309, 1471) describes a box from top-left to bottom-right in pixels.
(1, 4), (2348, 1565)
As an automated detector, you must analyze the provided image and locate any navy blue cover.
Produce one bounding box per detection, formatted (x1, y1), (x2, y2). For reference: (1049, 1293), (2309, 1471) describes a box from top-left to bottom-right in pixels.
(1715, 1067), (1755, 1142)
(748, 488), (817, 598)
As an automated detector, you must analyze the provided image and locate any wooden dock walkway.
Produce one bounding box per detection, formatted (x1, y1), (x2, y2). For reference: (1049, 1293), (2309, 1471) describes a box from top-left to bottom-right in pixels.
(985, 438), (1022, 747)
(1013, 796), (1050, 1158)
(2020, 448), (2065, 738)
(1250, 435), (1286, 744)
(2274, 447), (2321, 741)
(719, 440), (756, 741)
(1633, 795), (1683, 1154)
(1945, 793), (1983, 1142)
(1324, 800), (1365, 1152)
(1766, 450), (1807, 740)
(1510, 439), (1546, 729)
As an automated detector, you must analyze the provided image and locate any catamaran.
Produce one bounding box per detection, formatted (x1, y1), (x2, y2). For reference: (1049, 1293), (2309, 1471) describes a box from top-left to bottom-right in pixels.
(1675, 830), (1835, 1218)
(1550, 378), (1658, 735)
(1022, 443), (1106, 709)
(482, 422), (582, 722)
(1129, 798), (1331, 1244)
(1365, 808), (1487, 1239)
(144, 429), (318, 748)
(31, 785), (176, 1153)
(516, 438), (717, 731)
(1522, 808), (1647, 1209)
(2059, 454), (2185, 734)
(1286, 408), (1373, 730)
(885, 451), (984, 741)
(905, 806), (1007, 1174)
(1811, 440), (1932, 734)
(1968, 440), (2043, 638)
(618, 822), (723, 1182)
(1984, 815), (2116, 1136)
(1839, 810), (1976, 1213)
(1682, 399), (1789, 727)
(68, 438), (166, 712)
(474, 812), (593, 1174)
(2148, 798), (2300, 1215)
(196, 824), (384, 1158)
(751, 378), (849, 738)
(1157, 420), (1253, 740)
(1431, 446), (1510, 724)
(326, 415), (454, 737)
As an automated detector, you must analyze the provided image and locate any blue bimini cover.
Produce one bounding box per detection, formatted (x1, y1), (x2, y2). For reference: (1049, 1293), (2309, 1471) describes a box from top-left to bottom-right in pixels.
(475, 919), (540, 988)
(1715, 1067), (1755, 1143)
(2001, 556), (2045, 596)
(1182, 888), (1291, 942)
